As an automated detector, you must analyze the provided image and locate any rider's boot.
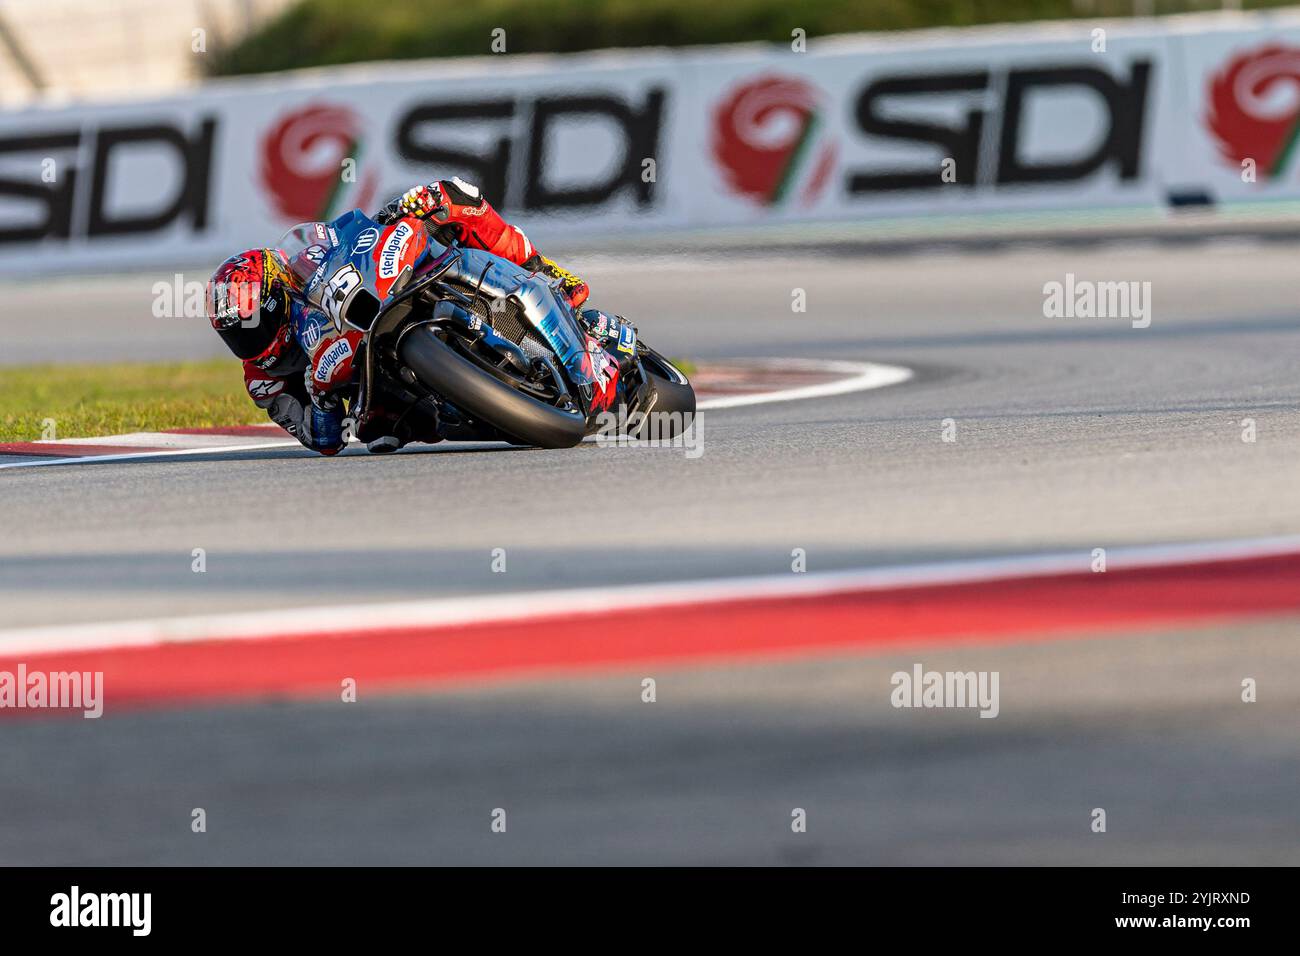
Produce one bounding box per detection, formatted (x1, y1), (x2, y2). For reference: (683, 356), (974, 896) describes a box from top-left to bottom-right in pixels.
(525, 254), (590, 310)
(355, 406), (408, 455)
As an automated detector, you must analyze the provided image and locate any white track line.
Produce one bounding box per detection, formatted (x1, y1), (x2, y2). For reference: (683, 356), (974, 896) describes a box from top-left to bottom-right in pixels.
(0, 440), (302, 471)
(0, 359), (913, 471)
(26, 431), (279, 448)
(696, 359), (912, 410)
(1, 534), (1297, 658)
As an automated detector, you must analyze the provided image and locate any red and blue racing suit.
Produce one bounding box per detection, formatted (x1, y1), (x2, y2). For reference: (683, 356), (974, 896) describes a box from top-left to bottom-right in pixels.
(242, 178), (610, 454)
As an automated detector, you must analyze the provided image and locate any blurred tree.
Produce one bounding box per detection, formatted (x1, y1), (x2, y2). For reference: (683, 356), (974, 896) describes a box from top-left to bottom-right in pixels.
(207, 0), (1300, 76)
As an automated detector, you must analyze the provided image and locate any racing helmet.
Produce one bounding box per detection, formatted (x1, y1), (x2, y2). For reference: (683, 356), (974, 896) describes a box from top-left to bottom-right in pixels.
(206, 249), (293, 360)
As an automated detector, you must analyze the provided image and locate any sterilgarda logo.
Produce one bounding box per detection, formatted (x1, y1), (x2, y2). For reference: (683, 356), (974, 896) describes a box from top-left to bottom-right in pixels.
(377, 222), (415, 280)
(1206, 44), (1300, 181)
(373, 220), (425, 299)
(260, 102), (379, 222)
(711, 74), (837, 207)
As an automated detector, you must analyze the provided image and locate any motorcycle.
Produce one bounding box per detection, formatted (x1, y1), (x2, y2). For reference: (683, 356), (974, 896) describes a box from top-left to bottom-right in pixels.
(274, 209), (695, 451)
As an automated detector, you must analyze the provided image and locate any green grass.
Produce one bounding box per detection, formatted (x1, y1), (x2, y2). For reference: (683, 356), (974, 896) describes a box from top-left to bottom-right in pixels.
(0, 359), (262, 443)
(209, 0), (1298, 77)
(0, 356), (700, 442)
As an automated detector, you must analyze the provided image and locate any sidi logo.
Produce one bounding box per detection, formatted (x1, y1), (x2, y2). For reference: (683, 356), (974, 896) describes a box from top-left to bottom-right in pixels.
(711, 74), (837, 207)
(0, 118), (215, 244)
(1205, 44), (1300, 181)
(848, 61), (1150, 192)
(260, 103), (378, 222)
(50, 886), (151, 936)
(393, 90), (664, 213)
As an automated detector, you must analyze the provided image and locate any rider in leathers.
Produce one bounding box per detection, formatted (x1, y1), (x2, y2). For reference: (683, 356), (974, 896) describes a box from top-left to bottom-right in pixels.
(206, 177), (619, 455)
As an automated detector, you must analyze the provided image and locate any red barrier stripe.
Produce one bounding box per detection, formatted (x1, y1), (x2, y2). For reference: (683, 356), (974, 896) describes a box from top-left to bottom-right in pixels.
(0, 442), (154, 458)
(1, 552), (1297, 713)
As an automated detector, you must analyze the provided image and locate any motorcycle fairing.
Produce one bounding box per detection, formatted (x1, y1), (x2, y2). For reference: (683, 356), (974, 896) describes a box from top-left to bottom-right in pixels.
(441, 246), (598, 392)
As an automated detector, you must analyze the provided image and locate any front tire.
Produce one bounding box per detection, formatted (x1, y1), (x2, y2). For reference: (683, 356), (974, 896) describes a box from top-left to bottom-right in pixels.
(399, 326), (587, 449)
(637, 348), (696, 438)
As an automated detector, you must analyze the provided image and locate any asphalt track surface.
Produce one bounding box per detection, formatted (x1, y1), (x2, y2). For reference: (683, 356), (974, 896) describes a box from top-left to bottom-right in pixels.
(2, 239), (1300, 864)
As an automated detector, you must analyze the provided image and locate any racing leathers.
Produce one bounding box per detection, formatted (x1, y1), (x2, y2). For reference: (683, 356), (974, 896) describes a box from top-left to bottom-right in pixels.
(239, 302), (361, 456)
(375, 177), (590, 310)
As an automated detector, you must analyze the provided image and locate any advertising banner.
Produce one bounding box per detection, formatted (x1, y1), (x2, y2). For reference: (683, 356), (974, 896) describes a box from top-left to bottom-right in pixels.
(3, 12), (1300, 274)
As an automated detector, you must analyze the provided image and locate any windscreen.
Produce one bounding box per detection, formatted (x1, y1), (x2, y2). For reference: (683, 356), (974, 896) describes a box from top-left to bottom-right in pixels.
(272, 221), (336, 295)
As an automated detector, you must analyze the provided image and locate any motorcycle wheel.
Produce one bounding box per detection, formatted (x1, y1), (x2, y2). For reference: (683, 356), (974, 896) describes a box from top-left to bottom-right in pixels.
(638, 348), (697, 438)
(399, 325), (587, 449)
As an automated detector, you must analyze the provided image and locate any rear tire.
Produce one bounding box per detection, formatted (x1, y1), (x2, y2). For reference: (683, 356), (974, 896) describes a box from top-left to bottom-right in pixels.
(399, 326), (587, 449)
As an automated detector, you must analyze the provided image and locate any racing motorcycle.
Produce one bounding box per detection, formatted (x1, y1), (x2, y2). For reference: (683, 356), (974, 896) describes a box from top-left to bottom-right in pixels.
(276, 209), (695, 450)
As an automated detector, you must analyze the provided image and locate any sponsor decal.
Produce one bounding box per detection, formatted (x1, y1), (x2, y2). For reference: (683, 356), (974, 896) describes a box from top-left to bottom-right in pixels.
(846, 61), (1150, 192)
(617, 323), (637, 354)
(712, 74), (837, 206)
(259, 102), (379, 223)
(247, 378), (284, 400)
(394, 90), (664, 211)
(300, 315), (324, 349)
(1205, 43), (1300, 179)
(584, 336), (619, 413)
(314, 337), (353, 383)
(0, 116), (215, 246)
(351, 226), (380, 254)
(376, 221), (415, 280)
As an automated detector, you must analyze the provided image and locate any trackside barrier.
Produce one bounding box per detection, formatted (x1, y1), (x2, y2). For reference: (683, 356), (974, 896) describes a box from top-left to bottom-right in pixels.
(2, 11), (1300, 274)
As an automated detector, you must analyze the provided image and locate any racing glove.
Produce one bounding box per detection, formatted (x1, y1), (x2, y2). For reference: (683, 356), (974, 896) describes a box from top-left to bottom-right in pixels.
(386, 182), (590, 308)
(393, 184), (445, 221)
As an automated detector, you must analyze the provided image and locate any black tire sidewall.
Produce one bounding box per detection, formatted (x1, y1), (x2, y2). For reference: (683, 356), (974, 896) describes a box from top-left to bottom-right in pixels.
(399, 326), (587, 448)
